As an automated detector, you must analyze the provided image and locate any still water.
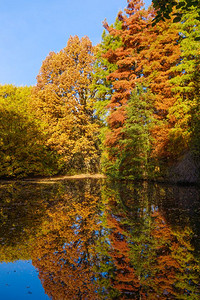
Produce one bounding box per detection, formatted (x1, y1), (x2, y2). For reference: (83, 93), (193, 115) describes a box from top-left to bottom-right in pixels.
(0, 179), (199, 299)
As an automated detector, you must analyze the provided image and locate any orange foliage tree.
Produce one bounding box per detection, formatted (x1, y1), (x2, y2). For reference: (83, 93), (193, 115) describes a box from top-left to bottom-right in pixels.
(97, 0), (192, 177)
(102, 0), (148, 151)
(140, 11), (181, 161)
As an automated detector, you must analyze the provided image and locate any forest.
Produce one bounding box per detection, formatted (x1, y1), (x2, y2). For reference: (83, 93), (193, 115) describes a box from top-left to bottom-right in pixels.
(0, 0), (200, 183)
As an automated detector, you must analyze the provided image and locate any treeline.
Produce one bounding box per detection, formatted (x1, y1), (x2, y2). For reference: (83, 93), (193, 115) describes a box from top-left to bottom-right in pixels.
(0, 37), (100, 178)
(0, 0), (200, 180)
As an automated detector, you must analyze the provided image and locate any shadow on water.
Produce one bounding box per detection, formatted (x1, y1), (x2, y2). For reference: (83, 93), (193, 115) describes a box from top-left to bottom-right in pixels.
(0, 179), (199, 299)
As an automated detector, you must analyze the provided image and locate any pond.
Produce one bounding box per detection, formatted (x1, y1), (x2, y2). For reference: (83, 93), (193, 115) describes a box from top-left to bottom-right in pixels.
(0, 179), (199, 299)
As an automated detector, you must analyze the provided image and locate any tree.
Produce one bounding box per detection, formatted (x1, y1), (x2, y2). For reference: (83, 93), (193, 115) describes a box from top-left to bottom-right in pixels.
(32, 36), (100, 173)
(92, 19), (123, 121)
(99, 0), (182, 177)
(101, 0), (149, 175)
(110, 85), (154, 179)
(168, 5), (200, 159)
(91, 19), (123, 173)
(139, 9), (182, 163)
(0, 84), (56, 178)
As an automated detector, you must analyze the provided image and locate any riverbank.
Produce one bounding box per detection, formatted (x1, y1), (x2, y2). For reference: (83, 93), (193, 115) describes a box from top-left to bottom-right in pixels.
(0, 171), (199, 186)
(0, 173), (106, 184)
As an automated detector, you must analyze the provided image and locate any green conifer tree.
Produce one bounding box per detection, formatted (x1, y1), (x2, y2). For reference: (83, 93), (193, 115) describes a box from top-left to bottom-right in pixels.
(118, 86), (154, 179)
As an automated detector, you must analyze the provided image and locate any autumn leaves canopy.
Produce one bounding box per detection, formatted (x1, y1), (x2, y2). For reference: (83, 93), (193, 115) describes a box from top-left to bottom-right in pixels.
(32, 36), (100, 173)
(0, 0), (199, 179)
(94, 0), (200, 179)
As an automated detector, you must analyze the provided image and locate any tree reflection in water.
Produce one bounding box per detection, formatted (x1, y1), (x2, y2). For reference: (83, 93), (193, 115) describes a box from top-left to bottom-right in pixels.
(0, 179), (199, 299)
(98, 182), (200, 299)
(32, 180), (102, 299)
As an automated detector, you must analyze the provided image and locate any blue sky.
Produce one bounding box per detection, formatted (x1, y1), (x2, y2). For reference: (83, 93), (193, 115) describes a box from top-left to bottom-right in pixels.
(0, 0), (152, 86)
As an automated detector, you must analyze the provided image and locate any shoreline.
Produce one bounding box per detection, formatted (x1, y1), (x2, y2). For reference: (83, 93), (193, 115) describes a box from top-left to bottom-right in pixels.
(0, 173), (106, 184)
(0, 174), (198, 186)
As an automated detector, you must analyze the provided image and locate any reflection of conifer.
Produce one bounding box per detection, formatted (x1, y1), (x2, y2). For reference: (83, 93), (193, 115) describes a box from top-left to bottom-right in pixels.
(98, 181), (200, 299)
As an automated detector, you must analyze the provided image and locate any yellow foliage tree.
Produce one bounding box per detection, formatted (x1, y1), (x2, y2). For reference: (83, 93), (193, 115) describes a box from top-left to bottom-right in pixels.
(32, 36), (100, 173)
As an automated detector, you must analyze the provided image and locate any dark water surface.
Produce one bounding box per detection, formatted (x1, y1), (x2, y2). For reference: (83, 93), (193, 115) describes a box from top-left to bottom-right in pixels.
(0, 179), (199, 299)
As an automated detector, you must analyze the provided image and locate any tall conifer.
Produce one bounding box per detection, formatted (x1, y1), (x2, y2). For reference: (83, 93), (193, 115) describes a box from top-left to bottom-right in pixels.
(102, 0), (149, 175)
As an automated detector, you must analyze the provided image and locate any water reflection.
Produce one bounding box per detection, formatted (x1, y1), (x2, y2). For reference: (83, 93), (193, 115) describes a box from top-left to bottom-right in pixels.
(0, 180), (199, 299)
(100, 182), (200, 299)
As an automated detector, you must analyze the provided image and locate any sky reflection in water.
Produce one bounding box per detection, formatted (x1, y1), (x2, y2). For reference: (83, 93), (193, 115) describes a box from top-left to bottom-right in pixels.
(0, 260), (49, 299)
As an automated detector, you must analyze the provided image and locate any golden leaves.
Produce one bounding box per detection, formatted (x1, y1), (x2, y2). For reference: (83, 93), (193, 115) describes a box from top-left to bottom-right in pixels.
(32, 36), (100, 172)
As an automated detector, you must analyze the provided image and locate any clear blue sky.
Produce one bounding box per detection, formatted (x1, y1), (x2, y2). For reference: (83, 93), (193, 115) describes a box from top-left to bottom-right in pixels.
(0, 0), (152, 86)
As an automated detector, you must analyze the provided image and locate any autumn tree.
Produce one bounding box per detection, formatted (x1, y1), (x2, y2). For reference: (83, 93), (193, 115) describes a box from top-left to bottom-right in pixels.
(92, 19), (123, 121)
(169, 5), (200, 160)
(32, 36), (100, 174)
(118, 85), (154, 179)
(0, 84), (56, 178)
(91, 19), (123, 174)
(98, 0), (149, 176)
(139, 8), (182, 164)
(101, 1), (200, 180)
(96, 0), (181, 177)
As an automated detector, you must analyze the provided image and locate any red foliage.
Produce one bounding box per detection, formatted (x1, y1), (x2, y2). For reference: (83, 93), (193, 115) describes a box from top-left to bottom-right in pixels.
(103, 0), (148, 151)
